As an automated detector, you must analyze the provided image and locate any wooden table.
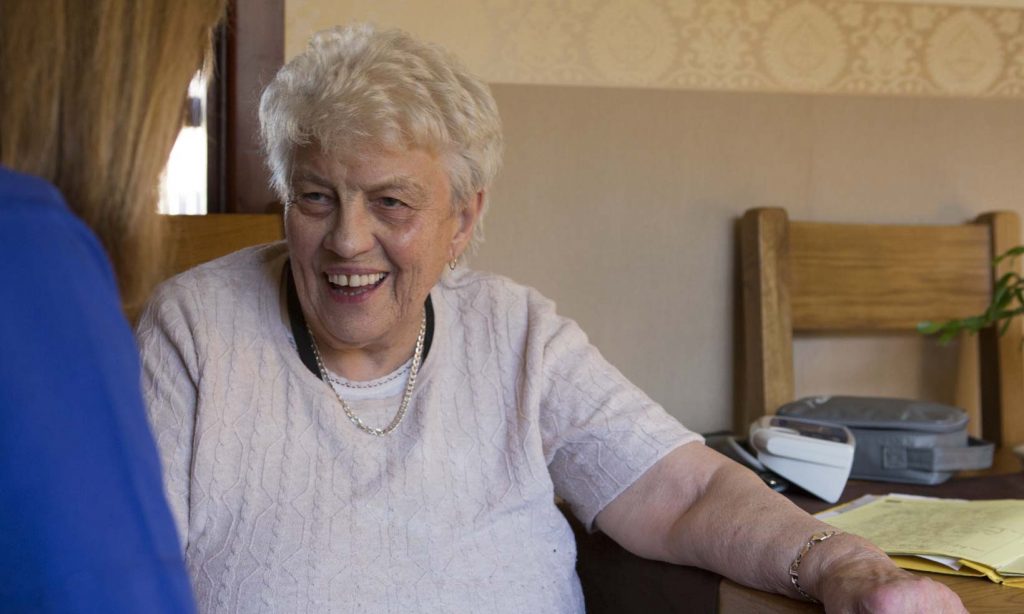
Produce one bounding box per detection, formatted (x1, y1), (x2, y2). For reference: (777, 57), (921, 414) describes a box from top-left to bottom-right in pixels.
(719, 452), (1024, 613)
(721, 571), (1024, 613)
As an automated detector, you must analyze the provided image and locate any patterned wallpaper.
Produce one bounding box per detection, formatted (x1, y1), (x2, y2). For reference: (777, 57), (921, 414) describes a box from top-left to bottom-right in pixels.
(286, 0), (1024, 98)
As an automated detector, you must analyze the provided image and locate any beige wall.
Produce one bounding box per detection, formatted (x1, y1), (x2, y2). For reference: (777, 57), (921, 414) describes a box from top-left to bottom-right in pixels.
(285, 0), (1024, 433)
(287, 0), (1024, 97)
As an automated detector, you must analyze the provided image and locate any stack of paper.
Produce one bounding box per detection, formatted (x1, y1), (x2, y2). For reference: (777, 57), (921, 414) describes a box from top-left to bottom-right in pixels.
(817, 494), (1024, 587)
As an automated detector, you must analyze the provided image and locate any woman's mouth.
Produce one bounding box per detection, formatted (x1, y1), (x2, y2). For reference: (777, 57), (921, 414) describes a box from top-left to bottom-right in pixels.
(325, 272), (388, 296)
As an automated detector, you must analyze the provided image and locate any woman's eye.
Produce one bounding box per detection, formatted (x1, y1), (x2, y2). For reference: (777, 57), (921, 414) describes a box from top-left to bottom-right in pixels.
(377, 197), (406, 209)
(299, 192), (331, 205)
(289, 191), (335, 217)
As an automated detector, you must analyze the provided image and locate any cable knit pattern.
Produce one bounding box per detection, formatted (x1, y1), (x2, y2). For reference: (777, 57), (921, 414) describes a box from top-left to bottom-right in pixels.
(137, 243), (702, 614)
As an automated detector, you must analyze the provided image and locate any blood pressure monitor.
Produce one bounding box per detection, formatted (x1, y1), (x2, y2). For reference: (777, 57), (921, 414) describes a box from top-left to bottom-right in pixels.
(748, 416), (855, 503)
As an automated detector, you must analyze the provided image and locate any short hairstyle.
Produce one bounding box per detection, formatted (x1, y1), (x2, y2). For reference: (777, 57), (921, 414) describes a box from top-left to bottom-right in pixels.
(0, 0), (224, 316)
(259, 23), (504, 249)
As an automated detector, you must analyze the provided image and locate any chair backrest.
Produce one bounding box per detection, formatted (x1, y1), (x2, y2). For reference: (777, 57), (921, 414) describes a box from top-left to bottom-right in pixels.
(163, 213), (284, 278)
(739, 207), (1024, 448)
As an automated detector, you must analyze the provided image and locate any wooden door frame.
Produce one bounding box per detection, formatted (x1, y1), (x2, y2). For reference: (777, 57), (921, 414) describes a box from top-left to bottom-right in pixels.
(207, 0), (284, 214)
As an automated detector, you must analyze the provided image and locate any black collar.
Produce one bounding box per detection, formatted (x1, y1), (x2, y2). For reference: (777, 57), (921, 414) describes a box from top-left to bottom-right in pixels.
(284, 262), (434, 380)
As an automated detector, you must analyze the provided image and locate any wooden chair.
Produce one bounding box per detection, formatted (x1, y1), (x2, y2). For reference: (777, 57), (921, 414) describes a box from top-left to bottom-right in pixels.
(738, 207), (1024, 449)
(162, 213), (284, 277)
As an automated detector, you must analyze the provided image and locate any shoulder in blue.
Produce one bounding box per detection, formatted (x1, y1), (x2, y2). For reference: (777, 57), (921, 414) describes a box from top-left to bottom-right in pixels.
(0, 166), (195, 613)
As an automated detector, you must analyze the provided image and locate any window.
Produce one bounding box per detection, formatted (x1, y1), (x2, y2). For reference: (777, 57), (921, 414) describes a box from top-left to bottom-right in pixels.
(159, 73), (208, 215)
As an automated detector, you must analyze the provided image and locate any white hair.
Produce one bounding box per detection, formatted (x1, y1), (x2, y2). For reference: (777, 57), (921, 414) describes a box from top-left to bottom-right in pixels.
(259, 23), (503, 250)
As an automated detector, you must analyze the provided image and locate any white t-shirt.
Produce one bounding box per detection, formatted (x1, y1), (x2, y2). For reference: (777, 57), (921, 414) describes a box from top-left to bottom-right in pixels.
(137, 243), (702, 613)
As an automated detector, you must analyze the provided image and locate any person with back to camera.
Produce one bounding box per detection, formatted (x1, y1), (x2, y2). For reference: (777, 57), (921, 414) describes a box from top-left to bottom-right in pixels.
(0, 1), (223, 611)
(137, 22), (966, 613)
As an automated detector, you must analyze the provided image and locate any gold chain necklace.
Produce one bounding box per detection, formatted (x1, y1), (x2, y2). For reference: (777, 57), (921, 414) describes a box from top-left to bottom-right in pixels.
(306, 311), (426, 436)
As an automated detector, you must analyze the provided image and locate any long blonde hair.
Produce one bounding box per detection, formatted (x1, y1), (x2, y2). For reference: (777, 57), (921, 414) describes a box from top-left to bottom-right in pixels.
(0, 0), (224, 315)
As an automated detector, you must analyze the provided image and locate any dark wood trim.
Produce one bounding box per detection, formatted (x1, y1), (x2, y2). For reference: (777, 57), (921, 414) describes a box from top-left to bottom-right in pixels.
(206, 23), (229, 214)
(206, 0), (284, 214)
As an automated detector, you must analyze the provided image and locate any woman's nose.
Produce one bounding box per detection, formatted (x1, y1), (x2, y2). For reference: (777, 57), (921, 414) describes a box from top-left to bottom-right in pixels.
(325, 198), (375, 258)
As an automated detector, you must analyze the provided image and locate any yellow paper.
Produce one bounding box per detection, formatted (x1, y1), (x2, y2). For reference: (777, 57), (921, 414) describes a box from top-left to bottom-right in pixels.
(999, 554), (1024, 576)
(822, 496), (1024, 576)
(957, 560), (1008, 584)
(889, 556), (985, 577)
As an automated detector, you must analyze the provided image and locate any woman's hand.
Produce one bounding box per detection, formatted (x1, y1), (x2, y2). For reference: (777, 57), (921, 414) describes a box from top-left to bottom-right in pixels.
(806, 536), (967, 613)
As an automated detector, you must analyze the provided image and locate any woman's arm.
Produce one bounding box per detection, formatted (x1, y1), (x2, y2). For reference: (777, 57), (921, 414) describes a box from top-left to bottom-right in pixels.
(595, 442), (966, 612)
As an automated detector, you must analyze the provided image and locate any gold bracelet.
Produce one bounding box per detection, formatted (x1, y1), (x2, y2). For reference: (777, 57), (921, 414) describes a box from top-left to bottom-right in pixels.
(789, 530), (840, 602)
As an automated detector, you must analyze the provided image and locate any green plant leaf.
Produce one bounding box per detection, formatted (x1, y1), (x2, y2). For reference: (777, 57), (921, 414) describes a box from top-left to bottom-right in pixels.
(939, 329), (959, 344)
(1015, 287), (1024, 308)
(920, 245), (1024, 342)
(992, 281), (1014, 312)
(995, 246), (1024, 264)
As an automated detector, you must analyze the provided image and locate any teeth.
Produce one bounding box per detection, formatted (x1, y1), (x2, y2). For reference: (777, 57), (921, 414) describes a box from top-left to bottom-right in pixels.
(328, 272), (385, 288)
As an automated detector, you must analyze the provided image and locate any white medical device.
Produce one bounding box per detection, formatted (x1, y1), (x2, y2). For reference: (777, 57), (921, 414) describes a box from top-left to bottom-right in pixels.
(748, 416), (856, 503)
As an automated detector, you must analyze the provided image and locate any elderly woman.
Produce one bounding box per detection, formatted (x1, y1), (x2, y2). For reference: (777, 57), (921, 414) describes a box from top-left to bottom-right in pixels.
(138, 23), (964, 613)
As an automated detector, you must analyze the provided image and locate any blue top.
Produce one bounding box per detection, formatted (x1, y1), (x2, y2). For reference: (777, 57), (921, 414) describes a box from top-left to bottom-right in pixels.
(0, 167), (195, 613)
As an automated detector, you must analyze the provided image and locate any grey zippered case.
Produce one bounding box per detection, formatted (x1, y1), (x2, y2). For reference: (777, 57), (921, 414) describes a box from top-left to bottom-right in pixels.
(776, 396), (993, 485)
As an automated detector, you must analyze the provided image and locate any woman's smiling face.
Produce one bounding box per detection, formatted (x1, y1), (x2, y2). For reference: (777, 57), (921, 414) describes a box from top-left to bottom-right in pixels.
(286, 144), (478, 371)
